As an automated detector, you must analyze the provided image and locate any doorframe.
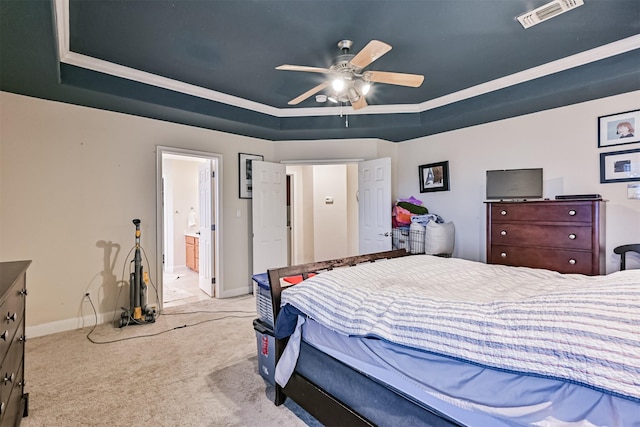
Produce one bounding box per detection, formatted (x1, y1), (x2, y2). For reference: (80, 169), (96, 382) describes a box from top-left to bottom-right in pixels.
(156, 146), (223, 311)
(286, 171), (296, 266)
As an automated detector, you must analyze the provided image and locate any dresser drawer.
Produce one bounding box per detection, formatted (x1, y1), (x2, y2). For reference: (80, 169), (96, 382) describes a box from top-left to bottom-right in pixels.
(0, 287), (25, 366)
(0, 360), (24, 427)
(0, 320), (24, 418)
(490, 223), (593, 250)
(490, 203), (592, 223)
(490, 245), (594, 275)
(1, 273), (26, 327)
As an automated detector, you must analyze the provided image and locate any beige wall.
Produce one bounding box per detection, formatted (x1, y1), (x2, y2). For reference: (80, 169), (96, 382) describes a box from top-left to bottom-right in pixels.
(313, 165), (348, 261)
(273, 138), (384, 162)
(0, 92), (272, 335)
(395, 90), (640, 271)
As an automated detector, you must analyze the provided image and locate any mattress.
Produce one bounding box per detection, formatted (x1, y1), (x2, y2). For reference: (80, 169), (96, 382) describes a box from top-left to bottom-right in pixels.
(288, 317), (640, 427)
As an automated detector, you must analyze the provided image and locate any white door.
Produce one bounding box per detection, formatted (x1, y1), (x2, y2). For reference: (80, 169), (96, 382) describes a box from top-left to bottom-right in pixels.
(252, 161), (288, 275)
(358, 158), (392, 254)
(198, 161), (214, 296)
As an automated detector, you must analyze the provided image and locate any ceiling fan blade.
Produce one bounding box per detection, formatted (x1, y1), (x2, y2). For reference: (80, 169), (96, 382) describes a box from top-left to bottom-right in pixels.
(365, 71), (424, 87)
(350, 40), (392, 69)
(351, 96), (368, 110)
(288, 81), (331, 105)
(276, 64), (332, 74)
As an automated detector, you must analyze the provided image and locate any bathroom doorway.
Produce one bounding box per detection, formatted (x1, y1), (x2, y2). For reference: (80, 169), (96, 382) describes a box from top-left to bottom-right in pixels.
(157, 148), (220, 310)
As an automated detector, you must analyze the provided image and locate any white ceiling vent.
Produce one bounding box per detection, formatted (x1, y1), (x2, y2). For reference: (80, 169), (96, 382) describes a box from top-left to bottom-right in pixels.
(517, 0), (584, 29)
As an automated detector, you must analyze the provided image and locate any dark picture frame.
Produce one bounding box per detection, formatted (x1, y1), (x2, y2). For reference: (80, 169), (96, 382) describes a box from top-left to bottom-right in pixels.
(239, 152), (264, 198)
(419, 161), (450, 193)
(600, 148), (640, 183)
(598, 109), (640, 147)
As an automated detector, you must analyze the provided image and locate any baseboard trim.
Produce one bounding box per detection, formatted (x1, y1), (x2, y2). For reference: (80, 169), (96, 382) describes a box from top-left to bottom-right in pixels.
(218, 285), (253, 299)
(26, 310), (118, 338)
(28, 289), (252, 337)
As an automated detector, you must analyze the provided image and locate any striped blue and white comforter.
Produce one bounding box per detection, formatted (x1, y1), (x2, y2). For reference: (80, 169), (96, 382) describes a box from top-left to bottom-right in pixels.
(280, 255), (640, 401)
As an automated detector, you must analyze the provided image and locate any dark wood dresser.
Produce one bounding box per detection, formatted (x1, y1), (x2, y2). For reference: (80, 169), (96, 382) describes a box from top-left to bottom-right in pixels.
(0, 260), (30, 426)
(486, 200), (605, 275)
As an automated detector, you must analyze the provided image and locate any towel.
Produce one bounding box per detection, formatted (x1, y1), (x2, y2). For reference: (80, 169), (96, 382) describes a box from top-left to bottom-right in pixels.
(187, 209), (197, 227)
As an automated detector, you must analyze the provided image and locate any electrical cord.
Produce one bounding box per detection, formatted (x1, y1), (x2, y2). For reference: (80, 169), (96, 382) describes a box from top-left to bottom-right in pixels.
(161, 309), (256, 316)
(88, 237), (257, 341)
(85, 293), (255, 344)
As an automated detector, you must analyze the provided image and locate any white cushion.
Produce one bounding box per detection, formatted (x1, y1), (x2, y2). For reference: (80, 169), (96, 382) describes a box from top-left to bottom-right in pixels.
(424, 222), (455, 255)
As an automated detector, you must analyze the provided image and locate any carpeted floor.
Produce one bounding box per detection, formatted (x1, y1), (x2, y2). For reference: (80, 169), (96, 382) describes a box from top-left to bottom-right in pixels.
(21, 295), (321, 426)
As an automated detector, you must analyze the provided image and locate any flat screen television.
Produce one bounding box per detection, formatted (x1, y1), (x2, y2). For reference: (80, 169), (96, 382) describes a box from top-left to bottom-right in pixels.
(486, 168), (543, 200)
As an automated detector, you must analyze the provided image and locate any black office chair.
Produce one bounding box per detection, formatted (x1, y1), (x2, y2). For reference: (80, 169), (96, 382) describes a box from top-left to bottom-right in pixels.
(613, 244), (640, 270)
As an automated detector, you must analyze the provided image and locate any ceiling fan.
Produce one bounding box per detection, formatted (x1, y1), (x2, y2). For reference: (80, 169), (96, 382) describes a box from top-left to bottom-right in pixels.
(276, 40), (424, 110)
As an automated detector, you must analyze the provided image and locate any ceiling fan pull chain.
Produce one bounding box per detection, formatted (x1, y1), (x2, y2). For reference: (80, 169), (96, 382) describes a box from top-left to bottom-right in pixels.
(346, 114), (349, 128)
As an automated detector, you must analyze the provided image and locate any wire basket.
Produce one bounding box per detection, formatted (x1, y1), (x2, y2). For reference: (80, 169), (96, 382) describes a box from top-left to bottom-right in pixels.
(392, 228), (425, 254)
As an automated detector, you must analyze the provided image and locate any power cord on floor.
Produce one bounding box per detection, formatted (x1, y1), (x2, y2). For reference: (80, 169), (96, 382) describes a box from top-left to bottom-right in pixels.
(161, 309), (256, 316)
(84, 293), (256, 344)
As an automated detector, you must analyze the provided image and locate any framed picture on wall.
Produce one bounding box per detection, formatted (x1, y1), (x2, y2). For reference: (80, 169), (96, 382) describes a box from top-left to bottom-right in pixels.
(598, 109), (640, 147)
(419, 161), (450, 193)
(239, 153), (264, 199)
(600, 148), (640, 183)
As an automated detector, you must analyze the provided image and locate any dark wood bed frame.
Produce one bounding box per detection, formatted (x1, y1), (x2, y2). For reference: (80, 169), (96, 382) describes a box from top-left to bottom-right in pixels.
(267, 249), (431, 426)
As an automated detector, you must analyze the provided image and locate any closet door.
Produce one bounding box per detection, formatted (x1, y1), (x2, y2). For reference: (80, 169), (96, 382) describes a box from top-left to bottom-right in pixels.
(358, 157), (392, 254)
(252, 161), (288, 275)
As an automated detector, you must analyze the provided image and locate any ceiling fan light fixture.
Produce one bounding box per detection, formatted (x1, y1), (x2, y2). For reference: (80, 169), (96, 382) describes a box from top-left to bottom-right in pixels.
(332, 78), (345, 91)
(327, 95), (339, 103)
(348, 86), (360, 102)
(359, 81), (371, 95)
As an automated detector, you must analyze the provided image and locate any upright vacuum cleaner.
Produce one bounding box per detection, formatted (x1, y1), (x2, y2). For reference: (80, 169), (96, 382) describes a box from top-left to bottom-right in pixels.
(119, 219), (156, 327)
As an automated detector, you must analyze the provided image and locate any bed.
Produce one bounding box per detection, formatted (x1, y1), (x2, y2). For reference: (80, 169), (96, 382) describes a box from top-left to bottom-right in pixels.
(267, 250), (640, 427)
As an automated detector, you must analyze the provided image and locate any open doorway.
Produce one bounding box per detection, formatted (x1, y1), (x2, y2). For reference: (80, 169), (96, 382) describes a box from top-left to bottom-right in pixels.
(286, 163), (359, 265)
(156, 147), (221, 310)
(252, 158), (391, 274)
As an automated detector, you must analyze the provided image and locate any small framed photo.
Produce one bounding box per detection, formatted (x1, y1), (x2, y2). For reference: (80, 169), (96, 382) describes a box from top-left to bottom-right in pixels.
(239, 153), (264, 199)
(419, 161), (450, 193)
(598, 109), (640, 147)
(600, 148), (640, 183)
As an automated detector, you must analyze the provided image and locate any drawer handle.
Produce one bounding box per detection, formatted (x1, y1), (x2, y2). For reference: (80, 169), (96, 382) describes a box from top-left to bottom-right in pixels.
(3, 373), (14, 384)
(500, 230), (507, 236)
(500, 252), (507, 258)
(568, 233), (576, 240)
(500, 210), (507, 216)
(19, 335), (26, 343)
(568, 259), (576, 265)
(568, 209), (576, 216)
(5, 312), (16, 322)
(0, 331), (7, 341)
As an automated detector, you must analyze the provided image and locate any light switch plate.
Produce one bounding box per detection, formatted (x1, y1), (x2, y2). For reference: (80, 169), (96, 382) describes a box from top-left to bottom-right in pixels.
(628, 183), (640, 199)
